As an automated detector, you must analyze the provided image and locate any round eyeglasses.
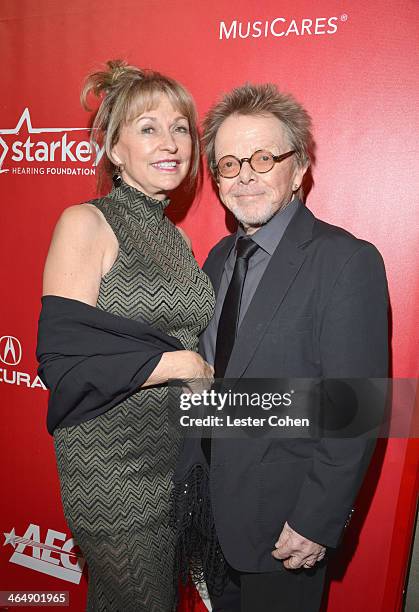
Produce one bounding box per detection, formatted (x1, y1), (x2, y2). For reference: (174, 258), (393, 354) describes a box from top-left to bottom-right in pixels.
(215, 149), (296, 179)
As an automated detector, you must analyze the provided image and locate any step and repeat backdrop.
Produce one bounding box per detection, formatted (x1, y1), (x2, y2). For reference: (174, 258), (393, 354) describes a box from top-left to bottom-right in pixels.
(1, 1), (418, 611)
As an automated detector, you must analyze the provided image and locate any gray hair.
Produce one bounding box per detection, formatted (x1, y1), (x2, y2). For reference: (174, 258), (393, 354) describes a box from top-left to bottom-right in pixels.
(202, 83), (313, 191)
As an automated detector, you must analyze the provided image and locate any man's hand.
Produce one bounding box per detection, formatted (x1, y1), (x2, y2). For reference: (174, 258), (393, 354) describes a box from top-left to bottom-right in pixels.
(272, 522), (326, 569)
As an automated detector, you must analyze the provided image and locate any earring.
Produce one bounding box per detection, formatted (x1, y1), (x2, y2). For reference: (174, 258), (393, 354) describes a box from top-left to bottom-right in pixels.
(112, 166), (123, 187)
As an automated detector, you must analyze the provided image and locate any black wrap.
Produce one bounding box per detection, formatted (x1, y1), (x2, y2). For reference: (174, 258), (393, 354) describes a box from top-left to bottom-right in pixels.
(36, 295), (183, 433)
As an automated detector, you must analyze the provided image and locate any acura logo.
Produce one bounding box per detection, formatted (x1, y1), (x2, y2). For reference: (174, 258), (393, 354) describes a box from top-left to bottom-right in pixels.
(0, 336), (22, 365)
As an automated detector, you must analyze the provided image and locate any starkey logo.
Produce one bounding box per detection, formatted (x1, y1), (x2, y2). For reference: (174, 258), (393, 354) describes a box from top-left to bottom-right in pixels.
(0, 335), (46, 390)
(3, 524), (85, 584)
(0, 108), (105, 177)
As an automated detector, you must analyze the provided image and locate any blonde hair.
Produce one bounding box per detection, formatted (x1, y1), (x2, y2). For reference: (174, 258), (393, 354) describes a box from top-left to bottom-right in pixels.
(81, 60), (200, 189)
(202, 83), (313, 196)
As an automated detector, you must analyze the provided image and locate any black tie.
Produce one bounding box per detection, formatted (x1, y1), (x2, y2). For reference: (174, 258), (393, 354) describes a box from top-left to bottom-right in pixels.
(214, 236), (259, 378)
(201, 237), (258, 464)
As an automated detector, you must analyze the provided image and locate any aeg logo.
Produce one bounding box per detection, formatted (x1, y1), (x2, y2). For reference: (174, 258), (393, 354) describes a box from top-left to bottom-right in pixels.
(0, 108), (105, 176)
(3, 524), (85, 584)
(0, 336), (22, 366)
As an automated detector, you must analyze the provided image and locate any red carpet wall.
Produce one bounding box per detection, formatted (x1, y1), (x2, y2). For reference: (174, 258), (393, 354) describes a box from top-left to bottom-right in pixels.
(1, 1), (418, 610)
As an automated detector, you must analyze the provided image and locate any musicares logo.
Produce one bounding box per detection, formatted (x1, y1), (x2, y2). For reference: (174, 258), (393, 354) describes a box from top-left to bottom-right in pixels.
(0, 108), (105, 177)
(219, 13), (349, 39)
(3, 525), (85, 584)
(0, 335), (46, 390)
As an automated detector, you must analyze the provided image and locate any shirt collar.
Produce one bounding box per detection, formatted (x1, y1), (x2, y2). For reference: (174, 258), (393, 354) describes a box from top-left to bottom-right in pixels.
(235, 197), (301, 255)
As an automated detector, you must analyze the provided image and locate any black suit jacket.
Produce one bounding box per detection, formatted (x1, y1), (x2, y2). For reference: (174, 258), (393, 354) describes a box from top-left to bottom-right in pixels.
(199, 203), (388, 573)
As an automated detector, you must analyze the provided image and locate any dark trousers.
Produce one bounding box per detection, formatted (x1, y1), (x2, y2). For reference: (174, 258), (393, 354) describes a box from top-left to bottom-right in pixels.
(209, 561), (327, 612)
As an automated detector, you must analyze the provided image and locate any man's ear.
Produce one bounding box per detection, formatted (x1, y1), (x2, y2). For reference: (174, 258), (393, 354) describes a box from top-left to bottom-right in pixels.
(293, 161), (309, 188)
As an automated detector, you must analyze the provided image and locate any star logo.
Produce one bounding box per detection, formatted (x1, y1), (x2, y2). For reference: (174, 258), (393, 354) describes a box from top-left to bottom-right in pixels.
(0, 108), (95, 173)
(2, 524), (86, 584)
(3, 526), (82, 558)
(3, 528), (18, 548)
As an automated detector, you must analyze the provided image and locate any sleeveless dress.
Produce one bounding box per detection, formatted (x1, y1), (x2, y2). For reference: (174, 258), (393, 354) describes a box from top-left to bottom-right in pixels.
(53, 180), (215, 612)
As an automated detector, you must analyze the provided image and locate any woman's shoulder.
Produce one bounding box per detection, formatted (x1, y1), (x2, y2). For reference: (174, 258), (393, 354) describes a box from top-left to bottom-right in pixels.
(52, 202), (117, 249)
(43, 202), (118, 302)
(58, 201), (106, 229)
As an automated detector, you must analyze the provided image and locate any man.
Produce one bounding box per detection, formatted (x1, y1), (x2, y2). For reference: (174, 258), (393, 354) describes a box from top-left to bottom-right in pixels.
(198, 84), (388, 611)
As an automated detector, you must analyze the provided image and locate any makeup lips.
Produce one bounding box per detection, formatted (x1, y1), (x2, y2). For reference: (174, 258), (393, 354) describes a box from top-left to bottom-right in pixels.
(151, 159), (180, 171)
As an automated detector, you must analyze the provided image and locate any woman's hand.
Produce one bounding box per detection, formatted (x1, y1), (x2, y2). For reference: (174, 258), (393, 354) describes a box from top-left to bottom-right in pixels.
(176, 351), (214, 381)
(177, 351), (214, 394)
(143, 350), (214, 389)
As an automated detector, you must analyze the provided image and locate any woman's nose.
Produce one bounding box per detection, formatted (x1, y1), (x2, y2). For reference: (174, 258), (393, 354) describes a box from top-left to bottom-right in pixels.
(159, 130), (178, 152)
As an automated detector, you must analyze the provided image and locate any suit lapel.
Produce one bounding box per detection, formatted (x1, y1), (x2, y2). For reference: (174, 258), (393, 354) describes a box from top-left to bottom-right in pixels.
(224, 205), (315, 379)
(198, 236), (235, 358)
(203, 235), (235, 296)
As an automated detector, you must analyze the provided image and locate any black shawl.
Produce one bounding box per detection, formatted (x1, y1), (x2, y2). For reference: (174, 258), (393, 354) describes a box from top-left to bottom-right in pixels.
(36, 295), (183, 434)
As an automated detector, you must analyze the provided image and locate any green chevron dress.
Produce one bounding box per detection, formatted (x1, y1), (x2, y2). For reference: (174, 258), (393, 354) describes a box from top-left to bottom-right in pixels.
(53, 180), (215, 612)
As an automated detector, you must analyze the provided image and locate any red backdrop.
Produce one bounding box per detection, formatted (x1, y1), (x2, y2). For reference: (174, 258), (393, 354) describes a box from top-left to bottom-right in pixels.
(1, 1), (418, 611)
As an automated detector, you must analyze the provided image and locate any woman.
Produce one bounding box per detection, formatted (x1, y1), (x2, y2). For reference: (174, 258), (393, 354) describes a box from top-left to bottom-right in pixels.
(36, 60), (215, 611)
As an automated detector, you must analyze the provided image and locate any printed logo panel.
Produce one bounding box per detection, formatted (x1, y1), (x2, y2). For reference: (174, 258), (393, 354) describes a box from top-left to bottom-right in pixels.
(3, 525), (85, 585)
(0, 109), (105, 177)
(0, 334), (47, 390)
